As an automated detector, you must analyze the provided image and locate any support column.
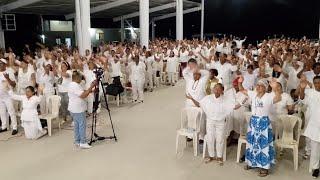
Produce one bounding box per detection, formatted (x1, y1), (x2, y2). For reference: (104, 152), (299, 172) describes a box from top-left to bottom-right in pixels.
(0, 15), (5, 49)
(139, 0), (149, 49)
(176, 0), (183, 40)
(80, 0), (91, 55)
(120, 16), (125, 42)
(75, 0), (83, 54)
(200, 0), (204, 40)
(151, 19), (155, 41)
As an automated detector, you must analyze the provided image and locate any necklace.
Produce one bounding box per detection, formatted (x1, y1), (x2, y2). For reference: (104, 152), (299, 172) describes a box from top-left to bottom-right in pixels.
(192, 80), (199, 90)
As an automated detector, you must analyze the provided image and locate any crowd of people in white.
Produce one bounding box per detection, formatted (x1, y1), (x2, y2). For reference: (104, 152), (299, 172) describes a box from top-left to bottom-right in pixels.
(0, 35), (320, 177)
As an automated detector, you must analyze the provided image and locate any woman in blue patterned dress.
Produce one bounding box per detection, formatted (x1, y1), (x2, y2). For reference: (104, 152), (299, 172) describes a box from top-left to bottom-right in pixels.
(237, 77), (282, 177)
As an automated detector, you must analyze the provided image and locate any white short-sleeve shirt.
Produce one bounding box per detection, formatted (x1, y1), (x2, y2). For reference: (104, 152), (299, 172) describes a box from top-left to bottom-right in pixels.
(248, 91), (274, 117)
(67, 82), (86, 113)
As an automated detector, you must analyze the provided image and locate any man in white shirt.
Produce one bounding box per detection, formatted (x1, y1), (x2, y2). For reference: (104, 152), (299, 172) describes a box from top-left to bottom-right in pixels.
(129, 56), (146, 103)
(212, 54), (238, 90)
(242, 65), (257, 90)
(0, 58), (18, 135)
(68, 71), (96, 149)
(187, 83), (235, 165)
(297, 76), (320, 178)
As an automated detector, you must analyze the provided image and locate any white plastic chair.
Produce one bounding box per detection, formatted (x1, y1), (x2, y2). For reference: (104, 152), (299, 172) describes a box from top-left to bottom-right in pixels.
(274, 115), (302, 171)
(39, 95), (61, 136)
(176, 107), (202, 156)
(236, 111), (252, 163)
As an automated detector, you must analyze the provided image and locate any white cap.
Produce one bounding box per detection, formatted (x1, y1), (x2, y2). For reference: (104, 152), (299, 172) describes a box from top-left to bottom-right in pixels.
(0, 58), (7, 64)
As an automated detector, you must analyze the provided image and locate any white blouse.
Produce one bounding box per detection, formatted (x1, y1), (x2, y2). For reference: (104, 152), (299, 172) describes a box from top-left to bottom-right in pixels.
(248, 91), (274, 117)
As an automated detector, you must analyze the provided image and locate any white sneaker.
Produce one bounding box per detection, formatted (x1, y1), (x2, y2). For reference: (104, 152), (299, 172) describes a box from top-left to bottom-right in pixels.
(74, 143), (80, 148)
(79, 143), (92, 149)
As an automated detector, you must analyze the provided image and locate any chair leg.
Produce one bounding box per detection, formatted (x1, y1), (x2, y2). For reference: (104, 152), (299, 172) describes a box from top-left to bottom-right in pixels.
(203, 136), (207, 159)
(236, 142), (242, 163)
(293, 146), (299, 171)
(193, 134), (198, 157)
(47, 119), (52, 136)
(175, 133), (180, 155)
(116, 95), (120, 107)
(223, 139), (227, 162)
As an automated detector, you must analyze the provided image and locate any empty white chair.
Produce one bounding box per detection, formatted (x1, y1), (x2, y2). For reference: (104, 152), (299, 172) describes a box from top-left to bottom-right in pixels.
(39, 95), (61, 136)
(236, 111), (252, 163)
(176, 107), (202, 156)
(274, 115), (302, 171)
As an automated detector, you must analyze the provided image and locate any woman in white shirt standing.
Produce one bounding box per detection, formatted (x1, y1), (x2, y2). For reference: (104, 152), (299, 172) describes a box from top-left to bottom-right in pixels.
(68, 71), (96, 149)
(9, 86), (47, 139)
(238, 78), (282, 177)
(57, 61), (72, 121)
(17, 60), (36, 94)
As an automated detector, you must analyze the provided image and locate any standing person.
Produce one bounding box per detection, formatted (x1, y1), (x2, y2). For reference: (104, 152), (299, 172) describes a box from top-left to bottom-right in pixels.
(83, 61), (96, 115)
(0, 58), (18, 135)
(238, 77), (282, 177)
(166, 51), (178, 86)
(37, 63), (55, 115)
(205, 69), (221, 95)
(129, 56), (146, 103)
(68, 71), (96, 149)
(296, 75), (320, 178)
(187, 83), (235, 165)
(57, 61), (72, 121)
(9, 86), (47, 139)
(17, 60), (36, 95)
(145, 51), (154, 92)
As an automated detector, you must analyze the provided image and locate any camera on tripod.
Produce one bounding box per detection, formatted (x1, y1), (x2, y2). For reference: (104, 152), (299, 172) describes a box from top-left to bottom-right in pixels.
(93, 67), (104, 79)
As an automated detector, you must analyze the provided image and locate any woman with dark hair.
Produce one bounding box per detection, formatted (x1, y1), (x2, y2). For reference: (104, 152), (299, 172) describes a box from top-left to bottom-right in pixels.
(9, 86), (47, 139)
(57, 61), (72, 121)
(205, 69), (221, 95)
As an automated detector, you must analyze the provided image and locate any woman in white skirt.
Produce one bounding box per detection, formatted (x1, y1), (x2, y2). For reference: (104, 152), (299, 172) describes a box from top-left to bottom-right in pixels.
(9, 86), (47, 139)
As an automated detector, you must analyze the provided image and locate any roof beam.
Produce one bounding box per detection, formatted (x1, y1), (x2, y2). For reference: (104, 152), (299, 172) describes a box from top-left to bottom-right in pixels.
(184, 0), (201, 6)
(154, 6), (201, 21)
(0, 0), (42, 14)
(65, 0), (136, 20)
(113, 2), (176, 22)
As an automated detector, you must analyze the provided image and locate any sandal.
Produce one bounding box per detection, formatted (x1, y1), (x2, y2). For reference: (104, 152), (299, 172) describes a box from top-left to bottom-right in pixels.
(205, 157), (216, 164)
(217, 158), (223, 166)
(244, 165), (252, 170)
(258, 169), (269, 177)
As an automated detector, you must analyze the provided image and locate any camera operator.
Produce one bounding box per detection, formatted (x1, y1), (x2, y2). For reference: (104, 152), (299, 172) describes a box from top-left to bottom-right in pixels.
(68, 70), (96, 149)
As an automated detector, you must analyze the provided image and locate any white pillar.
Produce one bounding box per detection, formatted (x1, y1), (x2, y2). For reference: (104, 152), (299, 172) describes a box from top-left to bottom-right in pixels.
(75, 0), (83, 54)
(139, 0), (149, 49)
(120, 16), (125, 42)
(151, 19), (155, 41)
(80, 0), (91, 54)
(176, 0), (183, 40)
(0, 15), (5, 49)
(200, 0), (205, 40)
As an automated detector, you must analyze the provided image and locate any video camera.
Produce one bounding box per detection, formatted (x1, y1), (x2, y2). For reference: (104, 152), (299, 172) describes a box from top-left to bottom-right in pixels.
(93, 67), (104, 79)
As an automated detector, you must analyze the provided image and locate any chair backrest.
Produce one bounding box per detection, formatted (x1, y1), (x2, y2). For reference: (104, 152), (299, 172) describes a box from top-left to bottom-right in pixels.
(46, 95), (61, 117)
(180, 107), (202, 132)
(278, 115), (302, 144)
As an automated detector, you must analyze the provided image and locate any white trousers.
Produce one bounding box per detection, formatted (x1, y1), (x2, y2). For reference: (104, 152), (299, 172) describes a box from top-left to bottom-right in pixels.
(132, 79), (145, 101)
(40, 91), (54, 115)
(168, 72), (175, 84)
(87, 93), (94, 114)
(310, 140), (320, 170)
(146, 71), (153, 90)
(0, 97), (17, 130)
(206, 120), (226, 158)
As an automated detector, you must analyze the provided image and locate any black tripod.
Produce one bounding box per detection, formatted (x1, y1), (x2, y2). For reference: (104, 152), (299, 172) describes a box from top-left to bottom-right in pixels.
(89, 75), (117, 145)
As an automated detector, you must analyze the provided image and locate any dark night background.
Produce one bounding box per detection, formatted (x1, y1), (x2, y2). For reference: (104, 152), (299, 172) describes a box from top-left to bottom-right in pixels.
(3, 0), (320, 53)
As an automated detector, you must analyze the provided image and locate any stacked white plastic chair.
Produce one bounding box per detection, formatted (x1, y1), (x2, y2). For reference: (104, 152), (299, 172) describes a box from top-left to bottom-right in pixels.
(176, 107), (202, 156)
(274, 115), (302, 171)
(39, 95), (61, 136)
(236, 111), (252, 163)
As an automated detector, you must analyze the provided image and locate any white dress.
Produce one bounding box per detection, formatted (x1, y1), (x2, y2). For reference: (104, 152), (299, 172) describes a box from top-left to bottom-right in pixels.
(9, 92), (44, 139)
